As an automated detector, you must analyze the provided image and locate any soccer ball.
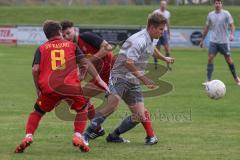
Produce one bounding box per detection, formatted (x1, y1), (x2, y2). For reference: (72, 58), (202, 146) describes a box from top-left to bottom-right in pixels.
(205, 80), (226, 100)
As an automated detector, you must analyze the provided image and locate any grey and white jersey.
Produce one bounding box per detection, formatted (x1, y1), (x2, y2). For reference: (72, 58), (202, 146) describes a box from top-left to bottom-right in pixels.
(207, 10), (234, 44)
(110, 29), (155, 84)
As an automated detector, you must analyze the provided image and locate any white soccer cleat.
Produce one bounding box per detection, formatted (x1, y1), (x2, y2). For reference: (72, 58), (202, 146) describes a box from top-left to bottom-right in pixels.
(235, 77), (240, 86)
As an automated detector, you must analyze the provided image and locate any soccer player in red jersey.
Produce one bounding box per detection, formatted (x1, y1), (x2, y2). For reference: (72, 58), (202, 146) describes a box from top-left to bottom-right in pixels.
(60, 20), (115, 139)
(15, 20), (109, 153)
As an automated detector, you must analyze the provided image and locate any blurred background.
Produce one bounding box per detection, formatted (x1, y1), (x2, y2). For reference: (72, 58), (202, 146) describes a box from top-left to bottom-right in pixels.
(0, 0), (239, 6)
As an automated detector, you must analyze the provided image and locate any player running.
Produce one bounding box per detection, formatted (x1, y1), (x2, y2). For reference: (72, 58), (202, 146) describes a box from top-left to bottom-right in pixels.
(153, 0), (171, 70)
(84, 12), (174, 145)
(60, 20), (115, 139)
(200, 0), (240, 85)
(15, 20), (108, 153)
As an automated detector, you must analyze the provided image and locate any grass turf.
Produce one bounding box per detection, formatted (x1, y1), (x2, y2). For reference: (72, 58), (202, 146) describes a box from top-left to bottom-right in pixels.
(0, 44), (240, 160)
(0, 6), (239, 26)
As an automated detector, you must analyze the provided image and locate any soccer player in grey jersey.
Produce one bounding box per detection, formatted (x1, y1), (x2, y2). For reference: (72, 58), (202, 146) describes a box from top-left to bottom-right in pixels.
(84, 12), (174, 145)
(154, 0), (172, 70)
(200, 0), (240, 85)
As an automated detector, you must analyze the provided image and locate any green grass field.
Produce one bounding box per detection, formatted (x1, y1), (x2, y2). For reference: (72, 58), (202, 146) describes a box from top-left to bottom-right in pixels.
(0, 6), (239, 26)
(0, 5), (240, 160)
(0, 44), (240, 160)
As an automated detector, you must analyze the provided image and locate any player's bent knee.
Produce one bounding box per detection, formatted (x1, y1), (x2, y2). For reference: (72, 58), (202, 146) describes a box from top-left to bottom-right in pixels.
(34, 103), (46, 115)
(224, 56), (233, 64)
(108, 94), (121, 105)
(131, 113), (146, 122)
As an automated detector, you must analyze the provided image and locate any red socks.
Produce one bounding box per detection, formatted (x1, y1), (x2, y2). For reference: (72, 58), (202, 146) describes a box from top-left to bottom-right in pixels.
(141, 110), (155, 137)
(25, 109), (89, 135)
(25, 111), (43, 135)
(74, 109), (88, 134)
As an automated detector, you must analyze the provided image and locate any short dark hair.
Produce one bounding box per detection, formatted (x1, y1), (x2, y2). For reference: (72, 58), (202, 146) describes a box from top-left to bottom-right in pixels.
(147, 12), (167, 28)
(214, 0), (222, 3)
(43, 20), (62, 39)
(60, 20), (74, 31)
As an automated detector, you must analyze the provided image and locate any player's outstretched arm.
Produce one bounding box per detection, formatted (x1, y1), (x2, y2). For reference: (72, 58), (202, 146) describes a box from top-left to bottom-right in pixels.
(78, 62), (88, 80)
(200, 25), (209, 48)
(89, 40), (112, 62)
(229, 23), (235, 41)
(153, 48), (174, 64)
(124, 58), (156, 89)
(78, 58), (109, 92)
(32, 64), (41, 97)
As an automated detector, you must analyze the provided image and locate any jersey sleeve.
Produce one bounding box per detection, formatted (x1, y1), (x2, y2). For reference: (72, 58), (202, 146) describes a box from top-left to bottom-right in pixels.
(206, 13), (210, 26)
(226, 11), (234, 24)
(79, 32), (104, 49)
(32, 47), (41, 66)
(75, 45), (85, 62)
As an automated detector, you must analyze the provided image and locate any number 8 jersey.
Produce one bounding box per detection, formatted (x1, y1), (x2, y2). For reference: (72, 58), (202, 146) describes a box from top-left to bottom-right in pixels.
(32, 38), (84, 95)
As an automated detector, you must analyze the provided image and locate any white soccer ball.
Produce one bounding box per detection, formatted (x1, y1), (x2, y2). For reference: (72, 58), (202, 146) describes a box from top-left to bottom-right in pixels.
(205, 80), (226, 100)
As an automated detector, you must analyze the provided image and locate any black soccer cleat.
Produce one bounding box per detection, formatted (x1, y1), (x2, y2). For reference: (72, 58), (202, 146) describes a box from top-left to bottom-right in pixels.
(145, 136), (158, 145)
(106, 134), (130, 143)
(89, 127), (105, 139)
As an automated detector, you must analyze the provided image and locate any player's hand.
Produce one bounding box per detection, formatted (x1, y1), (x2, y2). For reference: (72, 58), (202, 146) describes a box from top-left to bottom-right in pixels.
(141, 76), (156, 89)
(164, 57), (174, 64)
(199, 40), (204, 48)
(95, 75), (110, 93)
(229, 34), (234, 41)
(104, 43), (113, 51)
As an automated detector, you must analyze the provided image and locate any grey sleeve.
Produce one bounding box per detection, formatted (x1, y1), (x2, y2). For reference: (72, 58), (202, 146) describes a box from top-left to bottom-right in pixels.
(226, 11), (234, 24)
(206, 14), (210, 26)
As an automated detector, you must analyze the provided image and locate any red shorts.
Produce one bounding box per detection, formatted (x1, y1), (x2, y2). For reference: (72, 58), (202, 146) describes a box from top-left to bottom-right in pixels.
(36, 92), (86, 112)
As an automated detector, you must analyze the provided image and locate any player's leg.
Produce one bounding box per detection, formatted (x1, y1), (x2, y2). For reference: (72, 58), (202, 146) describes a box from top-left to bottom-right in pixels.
(15, 93), (60, 153)
(107, 84), (157, 145)
(129, 104), (158, 145)
(69, 96), (90, 152)
(163, 31), (172, 70)
(15, 103), (45, 153)
(82, 60), (113, 139)
(106, 103), (142, 143)
(84, 94), (121, 143)
(82, 82), (103, 99)
(85, 99), (105, 139)
(220, 44), (240, 85)
(207, 54), (216, 81)
(203, 42), (217, 85)
(83, 77), (125, 143)
(107, 102), (157, 145)
(69, 98), (89, 151)
(82, 83), (103, 127)
(82, 59), (111, 119)
(155, 38), (162, 69)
